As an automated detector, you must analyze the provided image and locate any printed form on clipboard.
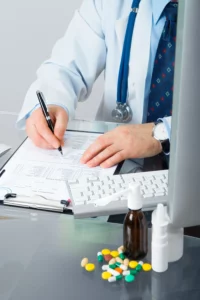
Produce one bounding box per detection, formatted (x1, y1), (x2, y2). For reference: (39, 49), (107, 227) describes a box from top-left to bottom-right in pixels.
(0, 131), (118, 213)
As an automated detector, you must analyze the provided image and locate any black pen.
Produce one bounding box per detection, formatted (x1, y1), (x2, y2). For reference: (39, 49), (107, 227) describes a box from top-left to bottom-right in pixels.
(36, 91), (63, 156)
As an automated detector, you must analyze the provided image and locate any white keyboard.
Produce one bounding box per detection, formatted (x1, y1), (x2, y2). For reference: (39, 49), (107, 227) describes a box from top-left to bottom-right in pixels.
(66, 170), (168, 218)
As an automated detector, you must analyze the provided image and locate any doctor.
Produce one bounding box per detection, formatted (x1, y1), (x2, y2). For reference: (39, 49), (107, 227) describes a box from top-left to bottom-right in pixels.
(17, 0), (178, 168)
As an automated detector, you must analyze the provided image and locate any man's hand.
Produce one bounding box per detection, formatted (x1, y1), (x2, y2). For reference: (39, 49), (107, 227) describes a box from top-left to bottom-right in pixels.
(81, 123), (162, 168)
(26, 105), (68, 149)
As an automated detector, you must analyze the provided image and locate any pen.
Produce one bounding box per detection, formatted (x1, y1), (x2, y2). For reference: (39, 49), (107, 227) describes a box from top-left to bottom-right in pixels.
(0, 169), (5, 178)
(36, 91), (63, 156)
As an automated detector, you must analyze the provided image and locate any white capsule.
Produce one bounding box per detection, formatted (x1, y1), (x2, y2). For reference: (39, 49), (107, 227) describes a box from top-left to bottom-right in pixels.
(122, 270), (130, 276)
(102, 265), (109, 271)
(118, 264), (127, 271)
(108, 276), (117, 283)
(107, 268), (120, 277)
(138, 261), (144, 266)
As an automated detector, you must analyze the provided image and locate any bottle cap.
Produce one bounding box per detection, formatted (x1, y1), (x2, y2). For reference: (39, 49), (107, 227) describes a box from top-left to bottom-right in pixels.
(128, 184), (142, 210)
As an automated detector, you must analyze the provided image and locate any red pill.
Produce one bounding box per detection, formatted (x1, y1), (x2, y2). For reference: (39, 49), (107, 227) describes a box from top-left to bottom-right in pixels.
(104, 254), (113, 262)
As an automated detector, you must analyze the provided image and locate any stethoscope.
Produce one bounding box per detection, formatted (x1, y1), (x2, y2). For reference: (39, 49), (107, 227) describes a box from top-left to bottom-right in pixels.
(112, 0), (141, 123)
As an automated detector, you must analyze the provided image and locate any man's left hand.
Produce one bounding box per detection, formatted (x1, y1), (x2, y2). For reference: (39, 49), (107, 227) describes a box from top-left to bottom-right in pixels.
(80, 123), (162, 168)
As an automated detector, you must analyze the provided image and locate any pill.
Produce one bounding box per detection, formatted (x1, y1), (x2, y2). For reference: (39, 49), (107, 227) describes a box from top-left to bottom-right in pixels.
(142, 263), (152, 272)
(123, 269), (137, 276)
(104, 254), (113, 262)
(136, 264), (142, 271)
(102, 265), (109, 271)
(109, 263), (117, 269)
(108, 275), (123, 283)
(129, 261), (138, 269)
(125, 274), (135, 283)
(97, 252), (103, 262)
(107, 267), (120, 277)
(138, 261), (144, 266)
(115, 267), (123, 274)
(123, 258), (130, 266)
(102, 271), (112, 280)
(109, 258), (116, 265)
(102, 249), (110, 255)
(85, 263), (95, 272)
(118, 245), (124, 252)
(81, 257), (89, 267)
(115, 262), (128, 271)
(116, 257), (123, 264)
(110, 250), (119, 258)
(119, 253), (126, 260)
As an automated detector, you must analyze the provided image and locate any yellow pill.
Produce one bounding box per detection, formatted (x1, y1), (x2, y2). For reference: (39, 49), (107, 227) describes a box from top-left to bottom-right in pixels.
(129, 261), (138, 269)
(85, 263), (95, 272)
(102, 249), (111, 255)
(81, 257), (89, 267)
(110, 251), (119, 258)
(142, 263), (152, 272)
(123, 258), (130, 266)
(109, 258), (116, 265)
(102, 271), (112, 280)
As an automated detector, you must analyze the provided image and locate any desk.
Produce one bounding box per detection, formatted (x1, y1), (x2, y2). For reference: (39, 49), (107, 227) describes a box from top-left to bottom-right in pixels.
(0, 206), (200, 300)
(0, 115), (200, 299)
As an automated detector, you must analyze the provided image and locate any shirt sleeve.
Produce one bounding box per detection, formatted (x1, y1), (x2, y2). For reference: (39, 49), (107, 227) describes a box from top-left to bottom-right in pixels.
(17, 0), (106, 129)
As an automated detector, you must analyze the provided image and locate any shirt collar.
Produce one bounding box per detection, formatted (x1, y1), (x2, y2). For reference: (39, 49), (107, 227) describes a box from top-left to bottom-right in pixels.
(152, 0), (171, 25)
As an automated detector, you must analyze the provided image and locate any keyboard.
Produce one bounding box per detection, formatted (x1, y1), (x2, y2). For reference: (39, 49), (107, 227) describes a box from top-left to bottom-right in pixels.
(66, 170), (168, 218)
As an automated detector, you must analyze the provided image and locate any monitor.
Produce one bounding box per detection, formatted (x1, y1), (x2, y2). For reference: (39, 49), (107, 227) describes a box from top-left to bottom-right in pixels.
(168, 0), (200, 228)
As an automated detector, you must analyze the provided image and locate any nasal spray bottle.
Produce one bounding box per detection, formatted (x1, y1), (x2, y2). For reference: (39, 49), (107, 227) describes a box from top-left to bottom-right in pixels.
(151, 204), (169, 273)
(123, 184), (148, 260)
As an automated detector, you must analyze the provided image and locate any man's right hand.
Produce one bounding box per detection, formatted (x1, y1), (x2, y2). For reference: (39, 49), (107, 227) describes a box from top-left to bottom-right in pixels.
(26, 105), (68, 149)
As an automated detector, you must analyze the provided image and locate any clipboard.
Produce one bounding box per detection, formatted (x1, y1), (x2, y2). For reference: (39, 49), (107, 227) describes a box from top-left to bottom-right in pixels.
(0, 130), (123, 214)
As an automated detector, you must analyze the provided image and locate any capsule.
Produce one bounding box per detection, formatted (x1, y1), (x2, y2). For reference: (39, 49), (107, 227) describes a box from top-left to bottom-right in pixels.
(123, 269), (137, 276)
(97, 252), (103, 262)
(116, 257), (123, 264)
(115, 262), (128, 271)
(119, 252), (126, 260)
(123, 258), (130, 266)
(81, 257), (89, 267)
(109, 258), (116, 265)
(108, 275), (123, 282)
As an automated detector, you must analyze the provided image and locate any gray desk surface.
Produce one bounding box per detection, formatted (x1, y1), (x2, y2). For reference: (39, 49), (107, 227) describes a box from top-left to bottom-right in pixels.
(0, 114), (200, 300)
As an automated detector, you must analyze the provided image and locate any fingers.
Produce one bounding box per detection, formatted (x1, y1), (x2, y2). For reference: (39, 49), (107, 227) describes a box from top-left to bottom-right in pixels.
(100, 151), (125, 168)
(26, 123), (54, 149)
(53, 108), (68, 142)
(80, 134), (112, 164)
(86, 144), (121, 168)
(35, 115), (60, 149)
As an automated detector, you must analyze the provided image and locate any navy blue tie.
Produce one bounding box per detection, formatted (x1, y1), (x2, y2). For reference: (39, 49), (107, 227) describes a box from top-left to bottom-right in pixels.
(147, 2), (178, 122)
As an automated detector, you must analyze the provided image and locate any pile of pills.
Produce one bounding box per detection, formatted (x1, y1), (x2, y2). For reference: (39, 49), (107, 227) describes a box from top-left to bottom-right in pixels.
(81, 245), (152, 283)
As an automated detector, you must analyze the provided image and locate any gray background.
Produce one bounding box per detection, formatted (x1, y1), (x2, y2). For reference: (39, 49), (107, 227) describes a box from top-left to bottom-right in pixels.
(0, 0), (103, 120)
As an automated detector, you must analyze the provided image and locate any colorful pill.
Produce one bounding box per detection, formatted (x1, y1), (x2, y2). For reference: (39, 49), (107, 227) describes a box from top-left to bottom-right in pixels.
(117, 245), (124, 252)
(136, 264), (142, 271)
(81, 257), (89, 267)
(109, 258), (116, 265)
(109, 263), (117, 269)
(129, 261), (138, 269)
(85, 263), (95, 272)
(102, 249), (110, 255)
(108, 275), (123, 283)
(125, 274), (135, 283)
(116, 257), (123, 264)
(123, 258), (130, 266)
(104, 254), (113, 262)
(119, 253), (126, 260)
(97, 252), (103, 262)
(123, 269), (137, 276)
(115, 267), (123, 274)
(102, 271), (112, 280)
(142, 263), (152, 271)
(107, 267), (120, 277)
(115, 262), (128, 271)
(110, 250), (119, 258)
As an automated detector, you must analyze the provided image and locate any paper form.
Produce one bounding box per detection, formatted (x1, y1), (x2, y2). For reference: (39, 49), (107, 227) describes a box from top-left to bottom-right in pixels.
(0, 131), (117, 207)
(0, 144), (11, 157)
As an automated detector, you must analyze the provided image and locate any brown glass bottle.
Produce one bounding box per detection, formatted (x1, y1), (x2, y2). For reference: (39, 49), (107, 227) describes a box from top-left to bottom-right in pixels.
(123, 208), (148, 260)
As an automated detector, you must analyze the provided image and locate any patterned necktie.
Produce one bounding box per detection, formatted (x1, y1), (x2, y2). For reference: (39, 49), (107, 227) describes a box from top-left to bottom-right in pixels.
(147, 2), (178, 123)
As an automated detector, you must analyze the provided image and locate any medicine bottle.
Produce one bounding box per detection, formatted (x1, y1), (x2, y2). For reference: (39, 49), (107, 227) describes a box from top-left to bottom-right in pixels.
(123, 184), (148, 260)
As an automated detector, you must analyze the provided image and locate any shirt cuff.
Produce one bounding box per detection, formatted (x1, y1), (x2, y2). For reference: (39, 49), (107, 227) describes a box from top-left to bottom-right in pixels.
(158, 117), (171, 155)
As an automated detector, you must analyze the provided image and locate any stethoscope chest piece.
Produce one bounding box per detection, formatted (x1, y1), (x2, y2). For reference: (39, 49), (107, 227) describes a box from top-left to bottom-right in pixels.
(112, 103), (132, 123)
